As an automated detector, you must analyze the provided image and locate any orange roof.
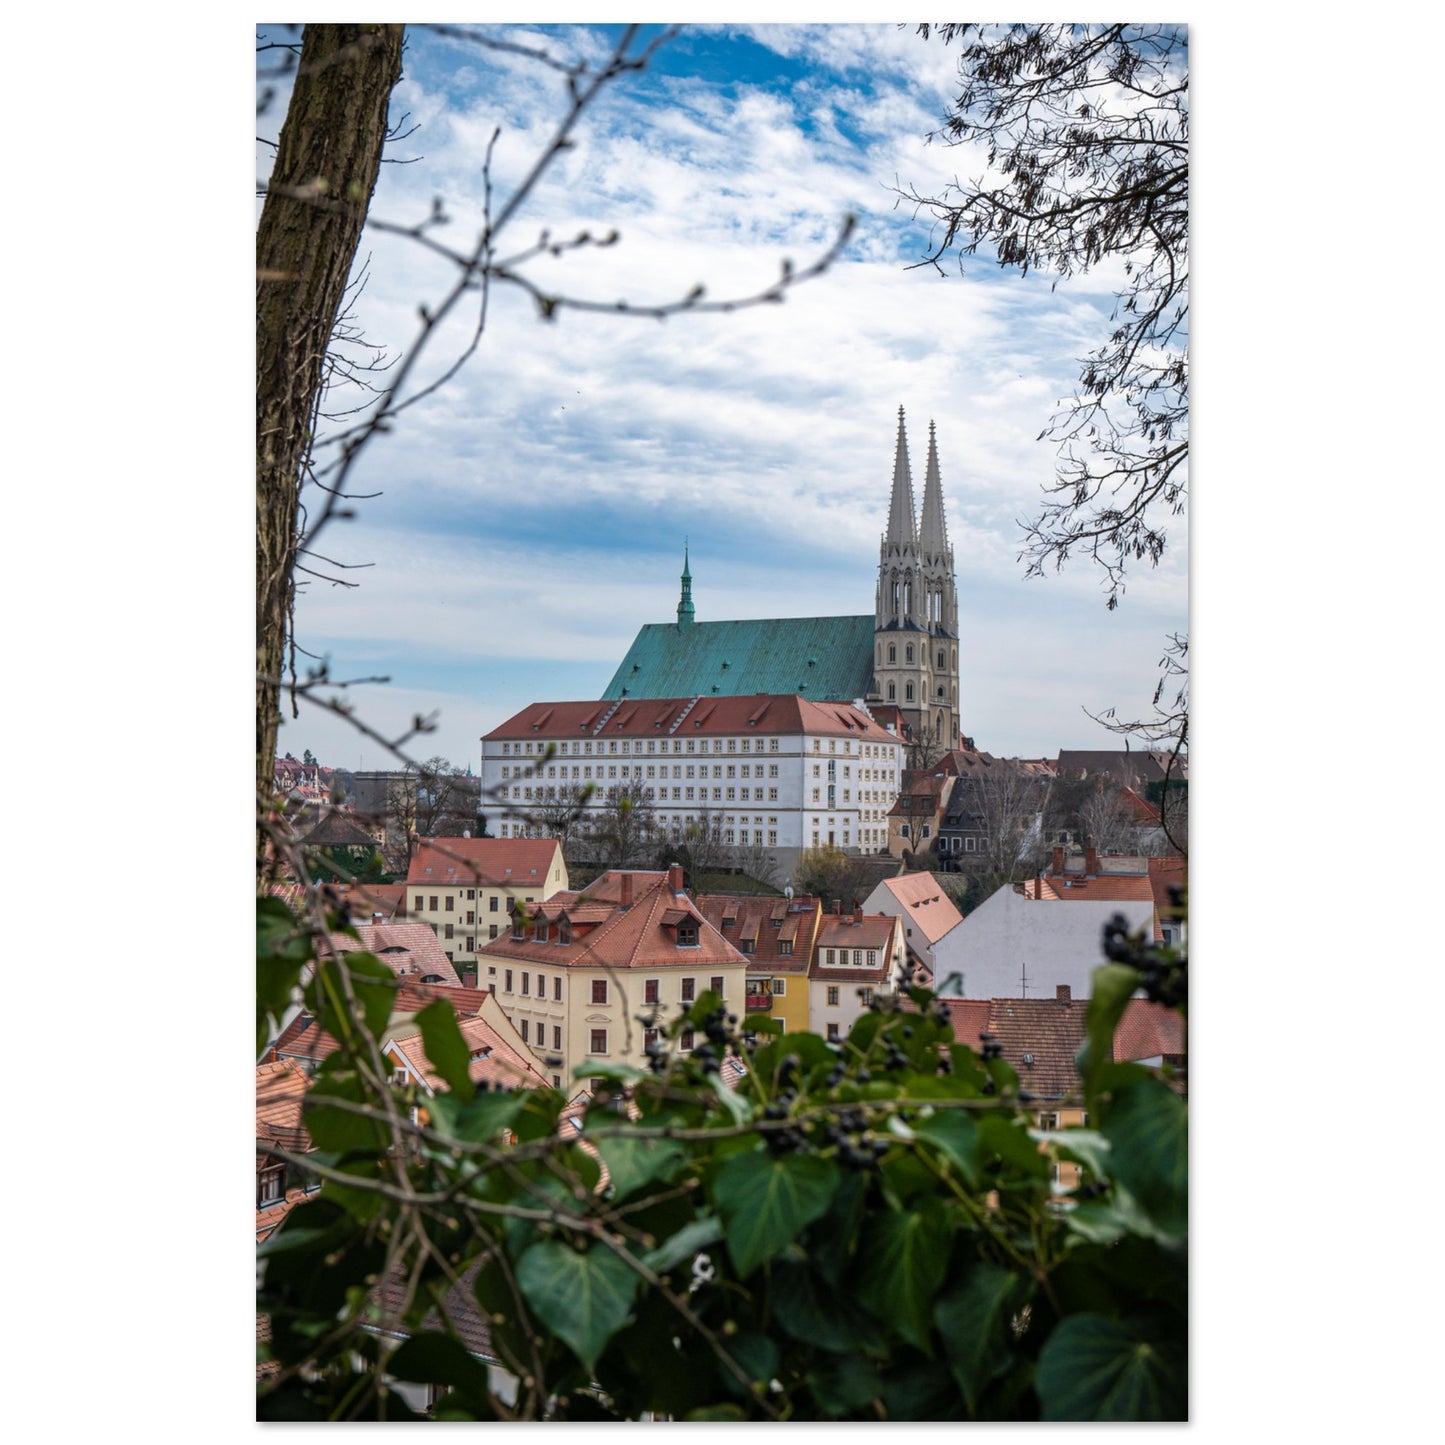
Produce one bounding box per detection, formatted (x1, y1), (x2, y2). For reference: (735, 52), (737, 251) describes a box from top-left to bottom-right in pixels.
(939, 998), (992, 1048)
(484, 695), (899, 745)
(1034, 874), (1156, 904)
(810, 914), (899, 979)
(482, 869), (746, 971)
(407, 837), (562, 889)
(694, 894), (822, 972)
(387, 1013), (549, 1093)
(256, 1059), (310, 1153)
(875, 873), (964, 945)
(1148, 855), (1188, 913)
(1114, 1000), (1186, 1062)
(325, 922), (461, 988)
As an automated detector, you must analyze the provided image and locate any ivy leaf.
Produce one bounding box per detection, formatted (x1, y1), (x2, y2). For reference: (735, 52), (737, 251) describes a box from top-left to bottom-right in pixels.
(386, 1332), (492, 1410)
(595, 1132), (686, 1201)
(771, 1260), (872, 1352)
(1035, 1313), (1186, 1420)
(711, 1149), (837, 1277)
(414, 1000), (475, 1102)
(914, 1109), (980, 1188)
(641, 1214), (724, 1274)
(515, 1240), (640, 1373)
(935, 1265), (1024, 1412)
(1076, 963), (1140, 1094)
(856, 1196), (950, 1351)
(427, 1088), (525, 1144)
(1100, 1078), (1187, 1240)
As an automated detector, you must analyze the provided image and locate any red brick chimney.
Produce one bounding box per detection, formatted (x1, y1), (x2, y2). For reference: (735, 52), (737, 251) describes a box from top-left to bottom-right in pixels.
(1051, 846), (1065, 875)
(668, 862), (684, 894)
(853, 902), (864, 924)
(1056, 984), (1071, 1003)
(1085, 845), (1099, 876)
(620, 873), (633, 908)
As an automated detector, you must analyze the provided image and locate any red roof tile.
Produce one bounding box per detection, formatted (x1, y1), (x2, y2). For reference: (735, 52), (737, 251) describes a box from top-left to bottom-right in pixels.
(875, 873), (964, 945)
(482, 870), (747, 971)
(484, 695), (899, 745)
(694, 893), (822, 972)
(325, 922), (462, 988)
(1114, 1000), (1186, 1062)
(407, 837), (563, 889)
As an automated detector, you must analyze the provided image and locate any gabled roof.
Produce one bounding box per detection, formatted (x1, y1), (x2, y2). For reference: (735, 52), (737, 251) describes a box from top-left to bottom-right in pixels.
(256, 1059), (310, 1155)
(1026, 874), (1155, 904)
(407, 837), (563, 889)
(872, 873), (965, 945)
(810, 913), (900, 979)
(482, 869), (747, 971)
(1114, 1000), (1186, 1063)
(887, 773), (953, 817)
(327, 922), (462, 988)
(485, 694), (897, 745)
(694, 893), (822, 973)
(1148, 855), (1188, 914)
(387, 1012), (549, 1093)
(1055, 749), (1185, 783)
(600, 617), (877, 704)
(983, 996), (1088, 1099)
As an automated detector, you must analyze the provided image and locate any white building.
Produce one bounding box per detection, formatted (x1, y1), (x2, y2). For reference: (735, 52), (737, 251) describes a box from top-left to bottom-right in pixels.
(931, 884), (1156, 1000)
(480, 693), (904, 877)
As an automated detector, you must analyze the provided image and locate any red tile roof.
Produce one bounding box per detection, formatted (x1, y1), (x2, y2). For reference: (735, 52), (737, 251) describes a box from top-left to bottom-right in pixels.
(1148, 855), (1188, 914)
(325, 922), (462, 988)
(407, 837), (563, 889)
(484, 695), (899, 745)
(694, 893), (822, 973)
(256, 1059), (311, 1154)
(482, 870), (747, 971)
(939, 998), (992, 1048)
(810, 913), (901, 979)
(1114, 1000), (1186, 1062)
(387, 1013), (549, 1093)
(875, 872), (964, 945)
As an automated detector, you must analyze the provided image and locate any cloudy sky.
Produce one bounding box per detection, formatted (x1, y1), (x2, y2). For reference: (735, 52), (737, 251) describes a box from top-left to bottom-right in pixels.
(259, 23), (1189, 773)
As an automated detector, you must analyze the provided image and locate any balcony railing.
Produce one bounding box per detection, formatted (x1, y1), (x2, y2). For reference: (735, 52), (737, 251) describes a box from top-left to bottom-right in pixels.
(744, 991), (773, 1013)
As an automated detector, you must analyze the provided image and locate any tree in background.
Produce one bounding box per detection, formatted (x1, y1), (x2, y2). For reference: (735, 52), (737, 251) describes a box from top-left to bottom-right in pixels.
(586, 781), (658, 869)
(794, 844), (873, 907)
(383, 757), (481, 869)
(903, 23), (1187, 613)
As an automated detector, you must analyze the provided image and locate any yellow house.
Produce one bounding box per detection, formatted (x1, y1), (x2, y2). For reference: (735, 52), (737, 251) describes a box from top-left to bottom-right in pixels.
(478, 866), (750, 1087)
(406, 837), (569, 973)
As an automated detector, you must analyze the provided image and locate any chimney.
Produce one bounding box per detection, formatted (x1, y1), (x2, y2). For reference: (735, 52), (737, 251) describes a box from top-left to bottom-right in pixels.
(668, 862), (684, 894)
(620, 873), (633, 908)
(853, 902), (863, 924)
(1085, 845), (1099, 877)
(1051, 846), (1065, 875)
(1056, 984), (1071, 1004)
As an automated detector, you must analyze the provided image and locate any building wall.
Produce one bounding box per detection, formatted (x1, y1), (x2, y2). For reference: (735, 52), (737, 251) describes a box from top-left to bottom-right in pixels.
(931, 888), (1156, 999)
(481, 705), (903, 876)
(485, 949), (750, 1086)
(407, 846), (569, 968)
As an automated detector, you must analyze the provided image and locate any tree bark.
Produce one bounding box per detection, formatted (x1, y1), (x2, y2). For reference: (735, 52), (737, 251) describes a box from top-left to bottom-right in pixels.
(256, 24), (403, 881)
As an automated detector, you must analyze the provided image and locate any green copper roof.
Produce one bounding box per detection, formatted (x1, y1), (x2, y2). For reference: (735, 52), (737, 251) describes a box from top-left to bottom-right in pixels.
(603, 615), (877, 702)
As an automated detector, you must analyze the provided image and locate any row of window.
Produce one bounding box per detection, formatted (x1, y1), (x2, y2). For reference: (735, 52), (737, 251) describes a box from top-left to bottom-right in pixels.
(822, 985), (874, 1008)
(878, 641), (956, 669)
(501, 736), (786, 757)
(501, 973), (725, 1004)
(499, 736), (893, 759)
(414, 894), (504, 913)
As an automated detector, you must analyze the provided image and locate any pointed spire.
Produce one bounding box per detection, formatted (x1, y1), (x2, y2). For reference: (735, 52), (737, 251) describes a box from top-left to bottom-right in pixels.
(885, 405), (918, 550)
(919, 419), (951, 557)
(677, 540), (695, 628)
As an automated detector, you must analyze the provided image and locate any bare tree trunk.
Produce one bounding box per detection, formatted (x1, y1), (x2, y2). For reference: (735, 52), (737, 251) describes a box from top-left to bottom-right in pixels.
(257, 24), (404, 883)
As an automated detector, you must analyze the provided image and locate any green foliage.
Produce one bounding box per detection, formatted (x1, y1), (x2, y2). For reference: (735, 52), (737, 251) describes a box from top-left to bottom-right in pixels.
(257, 895), (1187, 1421)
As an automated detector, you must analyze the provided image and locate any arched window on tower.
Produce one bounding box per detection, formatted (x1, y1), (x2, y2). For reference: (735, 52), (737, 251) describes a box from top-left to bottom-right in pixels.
(937, 648), (945, 669)
(888, 643), (896, 663)
(903, 579), (912, 616)
(891, 579), (900, 616)
(888, 683), (896, 700)
(905, 683), (914, 702)
(905, 644), (914, 664)
(936, 685), (945, 699)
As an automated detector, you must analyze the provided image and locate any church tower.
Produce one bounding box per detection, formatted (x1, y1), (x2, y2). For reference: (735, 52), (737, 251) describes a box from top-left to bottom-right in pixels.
(872, 409), (960, 749)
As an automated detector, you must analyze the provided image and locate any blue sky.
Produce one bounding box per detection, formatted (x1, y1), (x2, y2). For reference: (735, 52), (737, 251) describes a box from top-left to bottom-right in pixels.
(258, 23), (1189, 772)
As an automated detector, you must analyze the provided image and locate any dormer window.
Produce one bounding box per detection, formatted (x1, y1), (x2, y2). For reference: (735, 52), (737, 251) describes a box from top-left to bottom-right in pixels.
(257, 1163), (287, 1208)
(558, 919), (572, 945)
(677, 922), (699, 947)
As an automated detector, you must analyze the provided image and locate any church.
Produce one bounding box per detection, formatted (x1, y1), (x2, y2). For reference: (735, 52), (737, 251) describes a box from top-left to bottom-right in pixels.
(602, 407), (963, 749)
